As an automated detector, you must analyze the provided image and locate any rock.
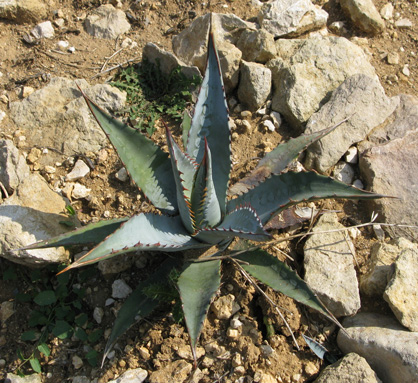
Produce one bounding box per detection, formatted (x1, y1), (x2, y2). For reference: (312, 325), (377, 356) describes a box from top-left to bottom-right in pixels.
(66, 159), (90, 182)
(72, 355), (83, 369)
(387, 52), (399, 65)
(380, 3), (394, 21)
(269, 37), (377, 129)
(304, 213), (360, 317)
(212, 294), (240, 319)
(142, 43), (201, 80)
(9, 77), (126, 156)
(395, 18), (413, 29)
(237, 61), (271, 112)
(216, 42), (242, 93)
(0, 0), (48, 24)
(72, 377), (90, 383)
(108, 368), (147, 383)
(303, 74), (395, 172)
(340, 0), (385, 35)
(149, 360), (192, 383)
(236, 29), (276, 63)
(258, 0), (328, 38)
(98, 253), (136, 275)
(84, 4), (131, 39)
(313, 353), (382, 383)
(115, 167), (128, 182)
(0, 301), (15, 323)
(112, 279), (132, 299)
(337, 313), (418, 383)
(0, 172), (74, 266)
(333, 162), (355, 184)
(0, 139), (30, 194)
(360, 238), (416, 296)
(262, 120), (276, 132)
(71, 183), (91, 199)
(5, 373), (42, 383)
(345, 146), (358, 164)
(93, 307), (104, 324)
(31, 21), (54, 39)
(384, 247), (418, 331)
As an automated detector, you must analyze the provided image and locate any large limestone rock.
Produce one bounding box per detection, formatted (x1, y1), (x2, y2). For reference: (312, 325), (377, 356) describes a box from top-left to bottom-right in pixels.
(303, 74), (397, 173)
(269, 37), (377, 129)
(237, 61), (271, 112)
(313, 353), (382, 383)
(258, 0), (328, 38)
(84, 4), (131, 39)
(303, 213), (360, 317)
(0, 0), (48, 24)
(9, 77), (126, 156)
(384, 247), (418, 331)
(340, 0), (385, 35)
(236, 29), (277, 64)
(337, 313), (418, 383)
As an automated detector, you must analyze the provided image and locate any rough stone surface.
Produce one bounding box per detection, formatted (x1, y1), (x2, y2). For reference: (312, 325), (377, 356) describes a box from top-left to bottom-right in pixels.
(216, 42), (242, 93)
(236, 29), (276, 63)
(340, 0), (385, 35)
(0, 139), (30, 194)
(84, 4), (131, 39)
(9, 77), (126, 156)
(142, 43), (201, 80)
(269, 37), (377, 129)
(31, 21), (54, 39)
(0, 173), (74, 266)
(108, 368), (148, 383)
(333, 161), (355, 184)
(258, 0), (328, 38)
(360, 238), (416, 297)
(5, 373), (42, 383)
(304, 213), (360, 317)
(66, 159), (90, 182)
(211, 294), (240, 320)
(237, 61), (271, 112)
(111, 279), (132, 299)
(98, 254), (136, 275)
(149, 360), (193, 383)
(384, 247), (418, 331)
(0, 0), (48, 24)
(313, 353), (382, 383)
(303, 74), (396, 172)
(337, 313), (418, 383)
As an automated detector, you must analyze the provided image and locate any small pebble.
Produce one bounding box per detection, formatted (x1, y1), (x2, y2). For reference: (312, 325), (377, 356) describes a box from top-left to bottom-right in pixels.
(262, 120), (275, 132)
(395, 18), (413, 29)
(93, 307), (104, 324)
(240, 110), (252, 119)
(387, 52), (399, 65)
(72, 183), (91, 199)
(21, 86), (35, 98)
(66, 159), (90, 181)
(344, 146), (358, 164)
(112, 279), (132, 299)
(44, 165), (56, 174)
(105, 298), (115, 306)
(115, 167), (129, 182)
(72, 355), (83, 369)
(380, 3), (394, 20)
(373, 224), (385, 241)
(270, 111), (282, 128)
(68, 46), (76, 53)
(226, 328), (239, 338)
(402, 65), (410, 77)
(106, 350), (116, 359)
(0, 359), (6, 368)
(57, 40), (69, 50)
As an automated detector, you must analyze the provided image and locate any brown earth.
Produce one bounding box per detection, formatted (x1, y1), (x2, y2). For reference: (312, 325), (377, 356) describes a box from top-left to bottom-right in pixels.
(0, 0), (417, 382)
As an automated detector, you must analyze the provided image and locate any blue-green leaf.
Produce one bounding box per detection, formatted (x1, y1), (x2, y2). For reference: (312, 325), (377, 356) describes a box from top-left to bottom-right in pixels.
(80, 88), (177, 213)
(186, 30), (230, 215)
(181, 111), (192, 148)
(178, 260), (221, 363)
(60, 214), (207, 272)
(227, 171), (385, 224)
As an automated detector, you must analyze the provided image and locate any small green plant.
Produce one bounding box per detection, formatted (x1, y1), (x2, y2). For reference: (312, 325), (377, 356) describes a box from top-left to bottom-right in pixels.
(25, 15), (384, 365)
(10, 265), (101, 375)
(112, 58), (201, 136)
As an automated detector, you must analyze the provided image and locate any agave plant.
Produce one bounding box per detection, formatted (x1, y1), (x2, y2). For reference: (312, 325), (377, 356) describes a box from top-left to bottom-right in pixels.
(26, 17), (383, 365)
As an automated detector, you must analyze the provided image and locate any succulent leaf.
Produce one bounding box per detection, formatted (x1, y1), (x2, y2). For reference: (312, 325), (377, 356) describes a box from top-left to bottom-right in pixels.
(227, 171), (385, 225)
(181, 111), (192, 148)
(229, 122), (346, 195)
(79, 88), (177, 213)
(186, 29), (230, 215)
(19, 218), (127, 250)
(103, 257), (181, 363)
(178, 259), (221, 363)
(190, 139), (222, 229)
(60, 214), (207, 271)
(233, 243), (340, 326)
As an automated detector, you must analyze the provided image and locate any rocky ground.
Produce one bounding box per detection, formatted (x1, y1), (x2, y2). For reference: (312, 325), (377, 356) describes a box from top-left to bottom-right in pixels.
(0, 1), (417, 383)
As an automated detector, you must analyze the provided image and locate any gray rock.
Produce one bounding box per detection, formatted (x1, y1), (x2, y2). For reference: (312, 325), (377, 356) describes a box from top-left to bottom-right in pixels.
(394, 18), (413, 29)
(108, 368), (147, 383)
(359, 129), (418, 242)
(384, 247), (418, 331)
(71, 183), (91, 199)
(172, 13), (250, 92)
(0, 0), (48, 24)
(142, 43), (201, 80)
(236, 29), (277, 64)
(303, 74), (396, 172)
(98, 253), (136, 275)
(0, 139), (30, 195)
(303, 213), (360, 317)
(9, 77), (126, 156)
(84, 4), (131, 39)
(0, 301), (15, 323)
(31, 21), (54, 39)
(269, 37), (378, 129)
(340, 0), (385, 35)
(72, 377), (91, 383)
(258, 0), (328, 38)
(0, 172), (75, 266)
(237, 61), (271, 112)
(360, 238), (416, 297)
(66, 159), (90, 182)
(313, 353), (382, 383)
(380, 3), (394, 20)
(115, 167), (128, 183)
(333, 162), (355, 184)
(337, 313), (418, 383)
(5, 373), (42, 383)
(112, 279), (132, 299)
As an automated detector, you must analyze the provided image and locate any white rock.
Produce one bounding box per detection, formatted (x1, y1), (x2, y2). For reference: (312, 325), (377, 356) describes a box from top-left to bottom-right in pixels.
(112, 279), (132, 299)
(340, 0), (385, 35)
(262, 120), (276, 132)
(333, 161), (355, 184)
(344, 146), (358, 164)
(93, 307), (104, 324)
(270, 111), (282, 128)
(380, 3), (394, 20)
(0, 110), (5, 124)
(31, 21), (55, 39)
(71, 183), (91, 199)
(72, 355), (83, 369)
(57, 40), (69, 50)
(105, 298), (115, 306)
(0, 301), (15, 323)
(108, 368), (148, 383)
(395, 18), (413, 29)
(212, 294), (240, 319)
(402, 65), (410, 77)
(66, 159), (90, 181)
(44, 165), (56, 174)
(352, 179), (364, 189)
(115, 167), (128, 182)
